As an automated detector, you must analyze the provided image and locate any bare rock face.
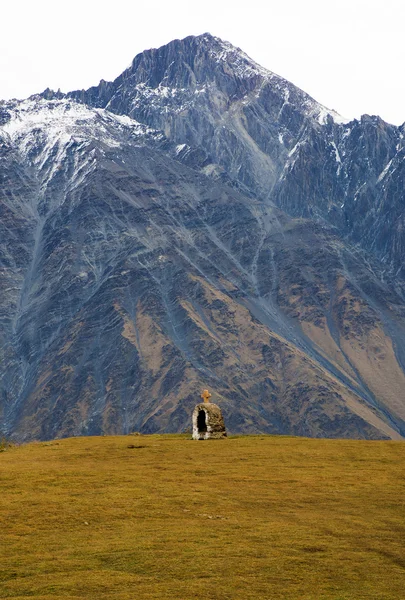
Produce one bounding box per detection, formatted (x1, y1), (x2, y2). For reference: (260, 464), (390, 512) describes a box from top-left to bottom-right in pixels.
(192, 403), (227, 440)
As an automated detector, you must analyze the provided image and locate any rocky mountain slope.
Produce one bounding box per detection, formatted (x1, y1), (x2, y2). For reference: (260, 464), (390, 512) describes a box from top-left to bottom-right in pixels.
(1, 34), (405, 441)
(68, 34), (405, 275)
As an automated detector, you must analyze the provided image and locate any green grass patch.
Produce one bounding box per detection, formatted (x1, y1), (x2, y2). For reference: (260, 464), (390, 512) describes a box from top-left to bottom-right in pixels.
(1, 434), (404, 599)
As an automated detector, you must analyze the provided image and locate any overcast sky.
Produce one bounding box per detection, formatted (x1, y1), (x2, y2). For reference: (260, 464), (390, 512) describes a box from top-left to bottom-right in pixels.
(1, 0), (404, 125)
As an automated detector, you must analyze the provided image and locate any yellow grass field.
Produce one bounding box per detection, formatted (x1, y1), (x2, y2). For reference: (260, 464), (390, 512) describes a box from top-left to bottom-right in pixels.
(1, 434), (404, 599)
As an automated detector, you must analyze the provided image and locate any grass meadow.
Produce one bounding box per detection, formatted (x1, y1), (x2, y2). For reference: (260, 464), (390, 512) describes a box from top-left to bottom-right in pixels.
(1, 434), (404, 599)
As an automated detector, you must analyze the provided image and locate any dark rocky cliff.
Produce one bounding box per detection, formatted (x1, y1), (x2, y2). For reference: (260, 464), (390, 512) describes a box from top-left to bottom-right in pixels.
(1, 34), (405, 441)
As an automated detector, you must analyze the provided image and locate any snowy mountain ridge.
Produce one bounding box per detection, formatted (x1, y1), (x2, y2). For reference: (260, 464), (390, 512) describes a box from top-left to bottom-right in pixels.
(0, 98), (161, 152)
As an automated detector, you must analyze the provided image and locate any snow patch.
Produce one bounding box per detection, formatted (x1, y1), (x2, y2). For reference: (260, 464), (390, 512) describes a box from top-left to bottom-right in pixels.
(331, 141), (342, 163)
(377, 159), (393, 183)
(317, 106), (351, 126)
(2, 99), (152, 147)
(288, 141), (302, 157)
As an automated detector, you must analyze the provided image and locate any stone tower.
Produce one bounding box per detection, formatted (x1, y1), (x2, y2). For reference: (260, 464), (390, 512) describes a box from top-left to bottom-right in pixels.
(192, 390), (227, 440)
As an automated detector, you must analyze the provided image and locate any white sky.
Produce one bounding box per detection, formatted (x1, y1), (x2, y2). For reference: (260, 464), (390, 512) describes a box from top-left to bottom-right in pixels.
(1, 0), (404, 125)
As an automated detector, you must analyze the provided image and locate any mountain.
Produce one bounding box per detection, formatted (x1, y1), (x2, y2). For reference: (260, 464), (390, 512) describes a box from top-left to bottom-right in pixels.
(1, 34), (405, 441)
(68, 34), (405, 276)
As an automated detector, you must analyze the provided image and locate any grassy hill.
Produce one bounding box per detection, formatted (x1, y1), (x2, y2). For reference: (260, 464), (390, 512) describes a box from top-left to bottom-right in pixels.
(1, 434), (404, 599)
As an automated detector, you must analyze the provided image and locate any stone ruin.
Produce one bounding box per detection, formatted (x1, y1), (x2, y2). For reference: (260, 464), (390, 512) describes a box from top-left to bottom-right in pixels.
(192, 389), (227, 440)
